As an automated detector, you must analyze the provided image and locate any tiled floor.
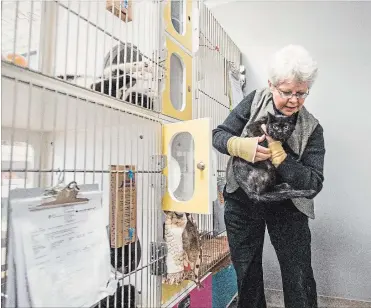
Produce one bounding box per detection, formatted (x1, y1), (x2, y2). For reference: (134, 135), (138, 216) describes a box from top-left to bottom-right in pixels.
(218, 257), (371, 308)
(227, 292), (371, 308)
(264, 289), (371, 308)
(228, 297), (284, 308)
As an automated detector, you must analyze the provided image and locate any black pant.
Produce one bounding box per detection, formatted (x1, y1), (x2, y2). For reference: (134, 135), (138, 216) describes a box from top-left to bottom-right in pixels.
(224, 189), (317, 308)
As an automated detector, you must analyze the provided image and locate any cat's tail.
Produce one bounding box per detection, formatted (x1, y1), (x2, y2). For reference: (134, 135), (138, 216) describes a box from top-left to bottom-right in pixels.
(249, 187), (316, 203)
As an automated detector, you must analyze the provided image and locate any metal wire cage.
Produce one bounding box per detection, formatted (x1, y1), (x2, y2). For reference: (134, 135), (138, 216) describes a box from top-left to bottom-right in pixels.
(192, 3), (241, 277)
(1, 68), (164, 308)
(2, 0), (165, 111)
(1, 1), (241, 307)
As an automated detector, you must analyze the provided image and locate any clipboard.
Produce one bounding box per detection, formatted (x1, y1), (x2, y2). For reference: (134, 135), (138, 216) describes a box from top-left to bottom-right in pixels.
(30, 181), (90, 212)
(4, 181), (117, 308)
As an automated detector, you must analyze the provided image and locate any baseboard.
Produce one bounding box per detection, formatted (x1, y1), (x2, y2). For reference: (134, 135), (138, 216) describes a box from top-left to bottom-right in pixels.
(225, 292), (238, 308)
(265, 288), (371, 308)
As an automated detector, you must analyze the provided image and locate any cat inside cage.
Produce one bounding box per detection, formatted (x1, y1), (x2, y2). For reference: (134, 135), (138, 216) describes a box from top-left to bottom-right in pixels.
(57, 43), (159, 111)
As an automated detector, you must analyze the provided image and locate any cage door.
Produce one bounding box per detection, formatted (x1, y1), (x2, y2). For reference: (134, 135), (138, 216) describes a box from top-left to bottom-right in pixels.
(164, 0), (193, 52)
(162, 37), (193, 121)
(162, 118), (212, 214)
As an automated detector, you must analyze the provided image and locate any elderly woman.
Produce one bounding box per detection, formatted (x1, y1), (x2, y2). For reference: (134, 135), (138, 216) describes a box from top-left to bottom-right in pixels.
(212, 45), (325, 308)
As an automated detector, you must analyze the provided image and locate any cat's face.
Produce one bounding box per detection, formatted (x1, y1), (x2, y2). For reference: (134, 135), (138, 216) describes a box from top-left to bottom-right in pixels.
(266, 112), (296, 142)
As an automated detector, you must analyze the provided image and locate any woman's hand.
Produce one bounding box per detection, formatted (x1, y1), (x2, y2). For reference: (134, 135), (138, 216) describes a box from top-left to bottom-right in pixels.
(227, 135), (271, 163)
(255, 135), (272, 162)
(261, 124), (287, 167)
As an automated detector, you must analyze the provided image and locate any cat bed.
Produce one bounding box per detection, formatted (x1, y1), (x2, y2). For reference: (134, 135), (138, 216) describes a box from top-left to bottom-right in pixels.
(110, 239), (142, 274)
(91, 43), (156, 110)
(99, 284), (137, 308)
(57, 42), (156, 110)
(103, 43), (142, 68)
(125, 92), (153, 110)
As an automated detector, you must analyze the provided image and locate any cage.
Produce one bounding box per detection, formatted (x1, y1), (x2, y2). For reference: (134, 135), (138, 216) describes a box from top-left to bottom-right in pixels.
(1, 1), (241, 307)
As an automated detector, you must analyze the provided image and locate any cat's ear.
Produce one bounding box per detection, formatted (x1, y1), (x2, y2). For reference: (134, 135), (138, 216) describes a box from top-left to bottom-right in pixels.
(267, 112), (274, 123)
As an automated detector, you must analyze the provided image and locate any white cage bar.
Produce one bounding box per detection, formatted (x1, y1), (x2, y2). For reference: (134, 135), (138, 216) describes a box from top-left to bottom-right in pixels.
(2, 0), (242, 306)
(1, 62), (164, 307)
(2, 0), (165, 112)
(193, 3), (240, 272)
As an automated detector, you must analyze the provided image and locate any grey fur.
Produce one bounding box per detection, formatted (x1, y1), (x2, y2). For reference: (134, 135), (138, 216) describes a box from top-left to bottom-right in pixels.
(232, 113), (316, 203)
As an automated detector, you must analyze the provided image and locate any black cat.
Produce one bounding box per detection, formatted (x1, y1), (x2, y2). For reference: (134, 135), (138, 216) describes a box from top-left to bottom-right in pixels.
(232, 112), (316, 203)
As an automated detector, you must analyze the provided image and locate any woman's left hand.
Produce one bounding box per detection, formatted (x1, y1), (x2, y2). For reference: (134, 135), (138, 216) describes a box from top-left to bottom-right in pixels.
(261, 124), (287, 167)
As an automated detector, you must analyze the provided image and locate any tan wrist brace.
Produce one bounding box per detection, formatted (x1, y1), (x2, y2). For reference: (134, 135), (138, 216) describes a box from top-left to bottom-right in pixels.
(227, 136), (258, 163)
(268, 141), (287, 167)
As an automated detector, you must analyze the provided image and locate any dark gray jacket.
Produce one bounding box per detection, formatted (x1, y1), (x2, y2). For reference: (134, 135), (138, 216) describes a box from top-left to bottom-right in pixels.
(212, 89), (326, 218)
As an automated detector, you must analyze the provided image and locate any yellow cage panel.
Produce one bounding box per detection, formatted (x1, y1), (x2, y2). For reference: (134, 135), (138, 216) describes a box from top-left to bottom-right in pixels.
(162, 37), (193, 121)
(162, 118), (212, 214)
(164, 0), (193, 52)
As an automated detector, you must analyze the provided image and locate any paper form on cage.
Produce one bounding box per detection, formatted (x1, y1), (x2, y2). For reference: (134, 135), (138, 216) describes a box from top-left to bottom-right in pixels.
(9, 188), (117, 307)
(228, 71), (244, 110)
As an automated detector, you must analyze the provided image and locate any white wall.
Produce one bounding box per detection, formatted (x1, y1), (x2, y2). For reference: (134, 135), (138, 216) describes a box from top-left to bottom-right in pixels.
(210, 1), (371, 301)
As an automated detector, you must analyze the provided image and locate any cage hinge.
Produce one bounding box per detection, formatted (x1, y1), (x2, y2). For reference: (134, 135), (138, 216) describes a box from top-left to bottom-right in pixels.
(151, 154), (166, 171)
(160, 174), (167, 198)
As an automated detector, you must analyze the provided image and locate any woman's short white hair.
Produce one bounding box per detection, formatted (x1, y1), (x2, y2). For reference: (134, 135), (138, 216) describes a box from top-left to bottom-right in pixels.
(268, 45), (318, 89)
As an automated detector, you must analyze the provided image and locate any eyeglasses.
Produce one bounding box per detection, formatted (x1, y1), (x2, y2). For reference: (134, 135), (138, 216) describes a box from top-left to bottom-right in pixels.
(275, 86), (309, 99)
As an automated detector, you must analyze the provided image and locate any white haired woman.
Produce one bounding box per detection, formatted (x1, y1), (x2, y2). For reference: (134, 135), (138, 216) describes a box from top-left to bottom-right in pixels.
(212, 45), (325, 308)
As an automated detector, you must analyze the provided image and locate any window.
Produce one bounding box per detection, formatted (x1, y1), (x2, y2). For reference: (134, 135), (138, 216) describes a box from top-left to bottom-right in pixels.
(170, 53), (185, 111)
(170, 0), (185, 35)
(168, 132), (194, 202)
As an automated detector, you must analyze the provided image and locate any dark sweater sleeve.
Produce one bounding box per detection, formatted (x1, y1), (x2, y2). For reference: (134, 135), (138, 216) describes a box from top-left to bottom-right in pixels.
(212, 90), (256, 155)
(277, 124), (326, 197)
